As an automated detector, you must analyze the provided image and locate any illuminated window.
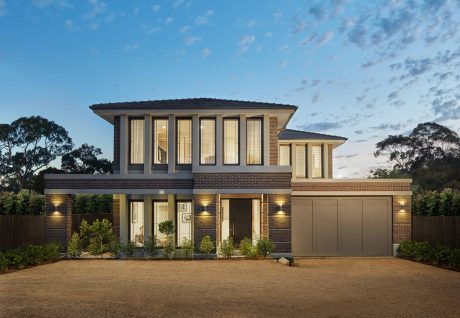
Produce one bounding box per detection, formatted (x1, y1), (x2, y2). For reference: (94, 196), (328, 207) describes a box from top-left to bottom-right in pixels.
(177, 119), (192, 164)
(279, 145), (291, 166)
(153, 201), (169, 242)
(177, 201), (192, 245)
(223, 118), (239, 164)
(247, 118), (262, 165)
(130, 201), (144, 246)
(200, 118), (216, 165)
(312, 145), (323, 178)
(153, 119), (168, 164)
(130, 118), (144, 164)
(295, 145), (306, 178)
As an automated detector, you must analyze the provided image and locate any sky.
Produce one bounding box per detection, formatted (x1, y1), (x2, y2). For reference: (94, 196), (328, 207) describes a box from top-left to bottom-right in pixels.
(0, 0), (459, 178)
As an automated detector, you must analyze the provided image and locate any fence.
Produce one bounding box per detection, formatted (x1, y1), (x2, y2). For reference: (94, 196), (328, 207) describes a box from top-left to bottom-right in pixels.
(412, 216), (460, 249)
(0, 213), (113, 251)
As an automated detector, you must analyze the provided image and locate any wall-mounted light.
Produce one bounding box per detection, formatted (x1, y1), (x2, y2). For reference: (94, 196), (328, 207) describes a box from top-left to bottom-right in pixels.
(201, 203), (209, 215)
(398, 199), (406, 213)
(276, 202), (285, 216)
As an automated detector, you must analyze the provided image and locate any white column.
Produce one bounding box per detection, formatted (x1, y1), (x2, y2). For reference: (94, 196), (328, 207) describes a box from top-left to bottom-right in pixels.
(239, 114), (246, 166)
(143, 195), (152, 240)
(291, 143), (297, 180)
(216, 114), (223, 166)
(119, 194), (128, 243)
(323, 144), (329, 179)
(144, 115), (152, 174)
(168, 114), (175, 174)
(168, 194), (176, 245)
(120, 115), (128, 175)
(263, 115), (270, 166)
(307, 143), (312, 179)
(192, 115), (199, 168)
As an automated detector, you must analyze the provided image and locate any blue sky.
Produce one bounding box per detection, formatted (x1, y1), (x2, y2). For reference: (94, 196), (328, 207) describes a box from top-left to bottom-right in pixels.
(1, 0), (459, 177)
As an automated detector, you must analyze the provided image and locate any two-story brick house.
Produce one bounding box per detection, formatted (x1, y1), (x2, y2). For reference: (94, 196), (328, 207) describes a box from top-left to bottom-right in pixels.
(44, 98), (412, 256)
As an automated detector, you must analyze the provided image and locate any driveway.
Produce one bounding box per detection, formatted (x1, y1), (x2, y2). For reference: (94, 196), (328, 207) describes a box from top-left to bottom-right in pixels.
(0, 258), (459, 317)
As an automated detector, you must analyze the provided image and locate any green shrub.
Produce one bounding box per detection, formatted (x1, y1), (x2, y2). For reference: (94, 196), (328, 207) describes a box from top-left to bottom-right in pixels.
(181, 238), (194, 258)
(220, 237), (235, 258)
(87, 219), (115, 257)
(163, 237), (175, 259)
(0, 253), (8, 272)
(398, 240), (460, 271)
(144, 236), (159, 258)
(78, 219), (91, 249)
(158, 220), (175, 236)
(413, 188), (460, 216)
(122, 241), (137, 258)
(199, 235), (215, 258)
(448, 249), (460, 271)
(239, 237), (258, 258)
(67, 232), (82, 258)
(256, 237), (275, 257)
(0, 243), (60, 271)
(431, 245), (451, 266)
(72, 194), (113, 214)
(108, 241), (122, 258)
(412, 241), (433, 262)
(0, 190), (45, 215)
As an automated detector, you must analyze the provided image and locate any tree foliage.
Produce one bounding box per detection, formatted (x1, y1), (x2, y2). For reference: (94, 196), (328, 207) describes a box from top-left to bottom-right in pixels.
(61, 143), (112, 174)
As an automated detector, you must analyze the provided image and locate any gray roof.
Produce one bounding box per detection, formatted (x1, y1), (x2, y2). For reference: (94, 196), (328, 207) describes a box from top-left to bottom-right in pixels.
(90, 98), (297, 111)
(278, 129), (347, 141)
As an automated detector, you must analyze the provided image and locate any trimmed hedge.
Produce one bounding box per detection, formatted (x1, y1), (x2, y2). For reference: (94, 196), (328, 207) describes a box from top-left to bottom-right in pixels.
(412, 188), (460, 216)
(0, 243), (61, 272)
(72, 194), (113, 214)
(0, 190), (45, 215)
(398, 240), (460, 271)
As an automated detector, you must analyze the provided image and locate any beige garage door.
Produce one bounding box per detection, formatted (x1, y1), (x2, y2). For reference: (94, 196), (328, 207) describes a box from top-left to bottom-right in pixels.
(292, 197), (392, 256)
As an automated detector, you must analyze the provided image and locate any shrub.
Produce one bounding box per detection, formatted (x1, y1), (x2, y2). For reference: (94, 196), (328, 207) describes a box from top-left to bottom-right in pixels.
(158, 220), (175, 236)
(199, 235), (215, 258)
(398, 240), (460, 271)
(144, 236), (159, 258)
(78, 219), (92, 249)
(108, 241), (122, 258)
(448, 249), (460, 271)
(432, 245), (451, 266)
(163, 237), (175, 259)
(72, 194), (113, 214)
(181, 238), (194, 258)
(67, 232), (82, 258)
(0, 190), (45, 215)
(240, 237), (258, 258)
(87, 219), (115, 257)
(220, 237), (235, 258)
(0, 254), (8, 272)
(256, 237), (275, 257)
(0, 243), (60, 272)
(413, 188), (460, 216)
(122, 241), (137, 258)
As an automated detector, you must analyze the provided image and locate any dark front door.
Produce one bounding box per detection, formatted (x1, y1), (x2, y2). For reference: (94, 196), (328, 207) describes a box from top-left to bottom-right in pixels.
(229, 199), (252, 244)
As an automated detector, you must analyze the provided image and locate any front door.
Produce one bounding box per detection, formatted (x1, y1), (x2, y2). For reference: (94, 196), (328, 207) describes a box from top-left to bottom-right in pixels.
(229, 199), (252, 244)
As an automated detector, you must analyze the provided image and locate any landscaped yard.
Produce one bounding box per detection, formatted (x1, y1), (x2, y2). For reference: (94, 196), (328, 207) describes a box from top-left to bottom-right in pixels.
(0, 258), (459, 317)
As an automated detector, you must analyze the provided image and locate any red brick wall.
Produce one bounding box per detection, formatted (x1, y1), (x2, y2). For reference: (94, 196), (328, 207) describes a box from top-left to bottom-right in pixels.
(292, 181), (411, 192)
(269, 117), (278, 165)
(45, 194), (72, 249)
(194, 172), (291, 189)
(393, 195), (412, 244)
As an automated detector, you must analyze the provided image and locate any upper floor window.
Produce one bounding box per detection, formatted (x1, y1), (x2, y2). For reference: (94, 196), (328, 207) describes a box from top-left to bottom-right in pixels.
(312, 145), (323, 178)
(247, 118), (263, 165)
(295, 145), (306, 178)
(200, 118), (216, 165)
(177, 118), (192, 164)
(153, 119), (168, 164)
(279, 144), (291, 166)
(223, 118), (239, 165)
(130, 118), (144, 164)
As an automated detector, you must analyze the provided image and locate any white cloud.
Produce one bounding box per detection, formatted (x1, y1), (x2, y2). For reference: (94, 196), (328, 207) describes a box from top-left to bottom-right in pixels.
(180, 25), (191, 33)
(195, 9), (214, 25)
(264, 32), (273, 38)
(164, 17), (173, 24)
(32, 0), (73, 9)
(84, 0), (106, 19)
(201, 47), (212, 58)
(318, 31), (334, 45)
(124, 43), (139, 51)
(246, 20), (256, 28)
(238, 34), (255, 52)
(185, 36), (202, 46)
(0, 0), (6, 16)
(152, 4), (160, 13)
(278, 60), (288, 68)
(174, 0), (184, 8)
(65, 19), (75, 30)
(133, 7), (140, 15)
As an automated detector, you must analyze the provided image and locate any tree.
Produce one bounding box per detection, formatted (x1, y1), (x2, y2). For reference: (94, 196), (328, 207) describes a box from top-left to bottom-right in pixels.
(0, 116), (73, 190)
(369, 168), (411, 179)
(61, 143), (112, 174)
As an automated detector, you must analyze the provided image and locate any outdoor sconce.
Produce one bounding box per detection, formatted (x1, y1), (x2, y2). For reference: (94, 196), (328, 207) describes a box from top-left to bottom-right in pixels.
(201, 204), (209, 215)
(398, 200), (406, 213)
(277, 203), (285, 215)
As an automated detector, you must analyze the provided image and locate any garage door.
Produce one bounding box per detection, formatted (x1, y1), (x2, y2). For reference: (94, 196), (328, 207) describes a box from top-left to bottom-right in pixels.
(292, 197), (392, 256)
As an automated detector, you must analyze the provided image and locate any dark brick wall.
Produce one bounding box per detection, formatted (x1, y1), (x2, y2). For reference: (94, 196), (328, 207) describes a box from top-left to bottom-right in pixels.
(193, 194), (217, 250)
(113, 116), (120, 172)
(45, 194), (72, 249)
(194, 172), (291, 189)
(292, 181), (411, 192)
(267, 194), (291, 253)
(45, 178), (193, 190)
(113, 198), (120, 240)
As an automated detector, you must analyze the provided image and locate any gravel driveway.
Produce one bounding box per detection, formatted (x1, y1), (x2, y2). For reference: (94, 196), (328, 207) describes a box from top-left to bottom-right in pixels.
(0, 258), (459, 317)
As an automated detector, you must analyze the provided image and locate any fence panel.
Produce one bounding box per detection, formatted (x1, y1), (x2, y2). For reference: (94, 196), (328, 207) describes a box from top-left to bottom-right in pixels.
(412, 216), (460, 248)
(72, 213), (113, 233)
(0, 215), (46, 251)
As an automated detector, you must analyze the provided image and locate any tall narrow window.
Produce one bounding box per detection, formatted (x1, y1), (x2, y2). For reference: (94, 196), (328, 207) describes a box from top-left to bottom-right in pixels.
(153, 119), (168, 164)
(153, 201), (169, 242)
(177, 201), (192, 245)
(177, 119), (192, 164)
(295, 145), (306, 178)
(247, 118), (263, 165)
(130, 118), (144, 164)
(200, 118), (216, 165)
(223, 118), (239, 164)
(130, 201), (144, 246)
(312, 145), (323, 178)
(279, 145), (291, 166)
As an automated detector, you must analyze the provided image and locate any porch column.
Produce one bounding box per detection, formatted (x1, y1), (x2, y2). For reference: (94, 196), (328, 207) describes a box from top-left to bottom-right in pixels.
(239, 114), (246, 166)
(168, 114), (175, 173)
(119, 194), (128, 243)
(263, 114), (270, 166)
(215, 114), (223, 166)
(307, 143), (312, 179)
(144, 115), (152, 174)
(322, 143), (329, 179)
(291, 143), (297, 180)
(144, 195), (152, 240)
(120, 115), (128, 175)
(168, 194), (176, 245)
(192, 114), (199, 169)
(45, 194), (72, 249)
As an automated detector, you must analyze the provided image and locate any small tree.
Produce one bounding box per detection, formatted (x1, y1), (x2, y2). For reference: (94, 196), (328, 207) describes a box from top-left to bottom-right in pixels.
(181, 238), (194, 258)
(239, 237), (258, 258)
(199, 235), (215, 259)
(256, 237), (275, 257)
(87, 219), (115, 257)
(78, 220), (91, 249)
(158, 220), (174, 236)
(144, 236), (159, 258)
(158, 220), (175, 259)
(67, 232), (82, 258)
(220, 237), (235, 258)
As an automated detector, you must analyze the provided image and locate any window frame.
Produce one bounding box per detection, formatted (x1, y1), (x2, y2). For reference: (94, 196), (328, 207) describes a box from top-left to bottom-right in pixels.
(199, 117), (217, 166)
(175, 117), (193, 166)
(175, 200), (193, 247)
(128, 199), (144, 244)
(278, 144), (291, 166)
(152, 117), (169, 165)
(295, 144), (307, 178)
(223, 117), (240, 165)
(246, 117), (264, 166)
(128, 117), (145, 165)
(311, 144), (323, 178)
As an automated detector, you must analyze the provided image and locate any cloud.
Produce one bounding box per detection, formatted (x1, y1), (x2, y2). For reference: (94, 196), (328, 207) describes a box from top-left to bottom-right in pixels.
(355, 130), (364, 135)
(264, 32), (273, 38)
(387, 91), (399, 100)
(180, 25), (191, 33)
(370, 123), (404, 130)
(278, 60), (288, 68)
(334, 154), (358, 159)
(432, 98), (460, 121)
(238, 34), (255, 52)
(318, 31), (334, 45)
(152, 4), (160, 13)
(300, 121), (341, 131)
(308, 4), (326, 20)
(246, 20), (256, 28)
(201, 47), (211, 58)
(292, 18), (306, 34)
(195, 9), (214, 25)
(185, 36), (202, 46)
(173, 0), (185, 8)
(0, 0), (4, 16)
(311, 92), (321, 103)
(65, 19), (76, 30)
(32, 0), (73, 8)
(164, 17), (173, 24)
(299, 33), (316, 46)
(84, 0), (106, 20)
(124, 43), (139, 51)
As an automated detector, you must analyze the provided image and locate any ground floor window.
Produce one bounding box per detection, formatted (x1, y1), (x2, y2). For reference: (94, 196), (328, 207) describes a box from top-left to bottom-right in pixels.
(177, 201), (192, 245)
(153, 201), (169, 242)
(129, 201), (144, 246)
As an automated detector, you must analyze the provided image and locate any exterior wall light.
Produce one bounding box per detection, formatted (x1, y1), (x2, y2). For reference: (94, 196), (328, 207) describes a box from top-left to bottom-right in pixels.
(201, 204), (209, 215)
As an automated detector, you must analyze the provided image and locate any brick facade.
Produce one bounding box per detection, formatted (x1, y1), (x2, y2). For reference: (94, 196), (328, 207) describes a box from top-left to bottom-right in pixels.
(193, 194), (217, 250)
(269, 117), (278, 165)
(45, 194), (72, 249)
(292, 181), (411, 192)
(45, 177), (193, 190)
(194, 172), (291, 189)
(393, 195), (412, 244)
(267, 194), (291, 253)
(112, 198), (120, 240)
(113, 116), (120, 172)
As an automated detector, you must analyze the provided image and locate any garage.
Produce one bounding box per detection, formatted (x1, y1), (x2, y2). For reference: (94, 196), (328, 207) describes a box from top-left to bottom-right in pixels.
(292, 197), (392, 256)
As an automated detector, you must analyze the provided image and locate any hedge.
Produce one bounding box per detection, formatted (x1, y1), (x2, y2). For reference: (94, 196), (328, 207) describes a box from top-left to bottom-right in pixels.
(0, 243), (61, 272)
(71, 194), (113, 214)
(398, 240), (460, 271)
(412, 188), (460, 216)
